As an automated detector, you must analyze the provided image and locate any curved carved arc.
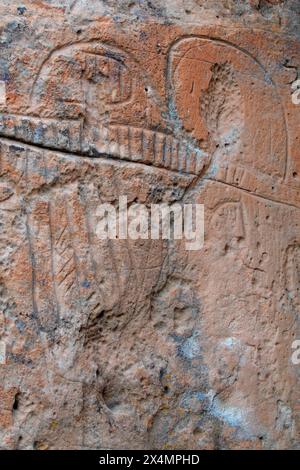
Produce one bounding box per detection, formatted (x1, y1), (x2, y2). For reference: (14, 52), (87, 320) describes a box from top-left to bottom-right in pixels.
(0, 39), (210, 176)
(166, 35), (289, 181)
(28, 39), (166, 123)
(29, 41), (135, 120)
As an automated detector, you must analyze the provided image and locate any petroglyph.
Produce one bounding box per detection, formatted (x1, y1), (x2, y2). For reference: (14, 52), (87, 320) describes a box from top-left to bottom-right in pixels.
(0, 0), (299, 451)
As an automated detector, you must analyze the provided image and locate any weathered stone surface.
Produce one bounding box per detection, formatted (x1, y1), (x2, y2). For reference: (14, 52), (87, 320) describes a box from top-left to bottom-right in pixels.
(0, 0), (299, 449)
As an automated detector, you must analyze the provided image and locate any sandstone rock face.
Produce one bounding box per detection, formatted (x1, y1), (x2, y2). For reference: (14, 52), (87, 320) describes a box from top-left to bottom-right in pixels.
(0, 0), (299, 450)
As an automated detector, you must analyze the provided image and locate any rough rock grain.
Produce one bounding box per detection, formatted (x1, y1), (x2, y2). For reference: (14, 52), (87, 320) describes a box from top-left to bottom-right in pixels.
(0, 0), (299, 450)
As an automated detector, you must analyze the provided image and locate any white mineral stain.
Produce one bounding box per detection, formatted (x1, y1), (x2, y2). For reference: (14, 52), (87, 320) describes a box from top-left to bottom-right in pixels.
(180, 333), (201, 359)
(211, 397), (246, 428)
(0, 80), (6, 105)
(221, 337), (240, 349)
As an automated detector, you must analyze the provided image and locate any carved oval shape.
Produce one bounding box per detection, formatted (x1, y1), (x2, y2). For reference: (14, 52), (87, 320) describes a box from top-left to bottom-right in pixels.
(168, 37), (288, 178)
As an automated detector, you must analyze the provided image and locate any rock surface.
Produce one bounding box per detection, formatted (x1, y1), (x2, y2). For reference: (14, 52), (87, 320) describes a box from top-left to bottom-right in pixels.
(0, 0), (299, 449)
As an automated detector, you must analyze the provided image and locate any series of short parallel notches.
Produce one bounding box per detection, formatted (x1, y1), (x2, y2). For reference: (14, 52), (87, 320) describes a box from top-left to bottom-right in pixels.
(0, 114), (207, 176)
(0, 113), (82, 153)
(90, 125), (207, 175)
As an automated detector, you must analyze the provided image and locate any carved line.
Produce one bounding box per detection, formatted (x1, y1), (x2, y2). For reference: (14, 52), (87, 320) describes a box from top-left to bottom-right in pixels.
(110, 169), (138, 318)
(206, 177), (300, 211)
(43, 151), (61, 325)
(0, 118), (206, 176)
(166, 35), (289, 181)
(80, 51), (133, 107)
(80, 187), (105, 307)
(29, 39), (164, 113)
(30, 41), (128, 104)
(24, 149), (40, 328)
(95, 173), (123, 317)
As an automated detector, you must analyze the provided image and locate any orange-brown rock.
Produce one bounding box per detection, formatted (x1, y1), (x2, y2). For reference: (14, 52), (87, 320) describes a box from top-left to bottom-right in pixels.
(0, 0), (299, 450)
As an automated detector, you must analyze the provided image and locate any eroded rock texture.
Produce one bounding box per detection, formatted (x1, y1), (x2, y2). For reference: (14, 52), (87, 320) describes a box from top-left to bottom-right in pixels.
(0, 0), (299, 450)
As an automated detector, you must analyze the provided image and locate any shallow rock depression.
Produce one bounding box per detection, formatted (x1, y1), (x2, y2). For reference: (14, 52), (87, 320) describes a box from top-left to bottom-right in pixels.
(0, 0), (299, 450)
